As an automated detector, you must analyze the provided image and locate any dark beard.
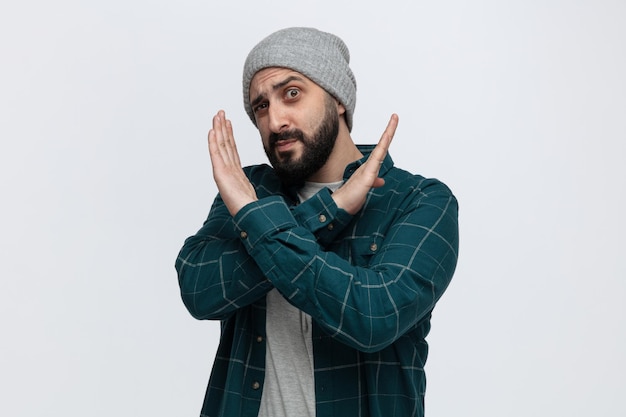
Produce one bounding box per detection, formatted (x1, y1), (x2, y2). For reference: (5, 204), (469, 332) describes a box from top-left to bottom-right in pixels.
(264, 96), (339, 186)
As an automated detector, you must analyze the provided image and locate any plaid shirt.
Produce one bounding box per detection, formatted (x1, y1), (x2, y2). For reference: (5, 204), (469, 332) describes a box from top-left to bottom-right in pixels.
(176, 146), (459, 417)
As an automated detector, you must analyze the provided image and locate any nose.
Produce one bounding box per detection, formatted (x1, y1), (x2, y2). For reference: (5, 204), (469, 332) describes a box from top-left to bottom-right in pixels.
(267, 103), (289, 134)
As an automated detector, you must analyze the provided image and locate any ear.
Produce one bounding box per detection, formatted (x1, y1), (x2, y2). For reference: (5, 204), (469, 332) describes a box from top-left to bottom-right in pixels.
(337, 101), (346, 116)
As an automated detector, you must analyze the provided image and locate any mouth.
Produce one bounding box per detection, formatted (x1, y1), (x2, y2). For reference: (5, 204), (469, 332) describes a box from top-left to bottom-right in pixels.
(274, 139), (298, 153)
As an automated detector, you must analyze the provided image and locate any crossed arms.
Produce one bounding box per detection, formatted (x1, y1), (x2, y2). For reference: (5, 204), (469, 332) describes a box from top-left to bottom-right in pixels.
(175, 112), (458, 352)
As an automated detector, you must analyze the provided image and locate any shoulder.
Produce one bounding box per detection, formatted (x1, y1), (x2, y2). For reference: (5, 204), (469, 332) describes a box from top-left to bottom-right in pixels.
(243, 164), (284, 198)
(373, 167), (459, 225)
(385, 166), (456, 200)
(243, 163), (274, 182)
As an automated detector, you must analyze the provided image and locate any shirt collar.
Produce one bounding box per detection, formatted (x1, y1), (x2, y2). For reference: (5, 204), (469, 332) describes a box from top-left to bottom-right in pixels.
(342, 145), (394, 180)
(283, 145), (394, 199)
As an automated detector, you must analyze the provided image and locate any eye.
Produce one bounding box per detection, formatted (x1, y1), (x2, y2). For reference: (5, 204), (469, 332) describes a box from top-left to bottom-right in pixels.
(285, 88), (300, 99)
(253, 102), (268, 113)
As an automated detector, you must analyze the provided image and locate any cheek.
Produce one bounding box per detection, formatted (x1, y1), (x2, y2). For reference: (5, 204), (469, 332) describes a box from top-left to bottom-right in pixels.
(254, 115), (269, 135)
(310, 103), (331, 130)
(260, 131), (271, 150)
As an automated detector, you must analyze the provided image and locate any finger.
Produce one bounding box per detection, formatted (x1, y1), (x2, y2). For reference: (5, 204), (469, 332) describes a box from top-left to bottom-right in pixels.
(376, 113), (399, 156)
(365, 113), (399, 171)
(384, 113), (399, 141)
(209, 112), (233, 167)
(215, 111), (229, 154)
(208, 128), (224, 169)
(218, 111), (241, 166)
(225, 118), (243, 167)
(213, 111), (236, 165)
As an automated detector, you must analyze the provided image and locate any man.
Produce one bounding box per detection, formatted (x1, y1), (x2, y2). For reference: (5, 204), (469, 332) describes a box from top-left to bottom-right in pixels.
(176, 27), (459, 417)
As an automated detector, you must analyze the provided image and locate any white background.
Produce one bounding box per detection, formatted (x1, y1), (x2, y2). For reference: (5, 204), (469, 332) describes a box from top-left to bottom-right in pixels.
(1, 1), (624, 416)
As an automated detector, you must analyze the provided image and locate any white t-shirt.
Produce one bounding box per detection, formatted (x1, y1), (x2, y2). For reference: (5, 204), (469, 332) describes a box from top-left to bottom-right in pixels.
(258, 181), (343, 417)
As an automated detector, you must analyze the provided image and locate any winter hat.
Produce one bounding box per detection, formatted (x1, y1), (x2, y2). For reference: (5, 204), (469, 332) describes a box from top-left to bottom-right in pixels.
(242, 27), (357, 131)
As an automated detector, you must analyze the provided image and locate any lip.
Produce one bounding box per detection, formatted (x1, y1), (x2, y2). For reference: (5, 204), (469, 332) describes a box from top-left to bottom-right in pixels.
(274, 139), (298, 152)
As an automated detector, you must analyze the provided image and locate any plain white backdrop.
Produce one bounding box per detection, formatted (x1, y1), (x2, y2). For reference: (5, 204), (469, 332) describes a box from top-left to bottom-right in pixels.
(1, 1), (624, 416)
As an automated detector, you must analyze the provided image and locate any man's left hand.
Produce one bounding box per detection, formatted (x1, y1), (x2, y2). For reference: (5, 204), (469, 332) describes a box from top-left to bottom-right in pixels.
(331, 114), (399, 215)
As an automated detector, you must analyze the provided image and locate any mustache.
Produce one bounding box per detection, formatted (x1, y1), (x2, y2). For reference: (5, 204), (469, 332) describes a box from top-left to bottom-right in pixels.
(269, 129), (305, 147)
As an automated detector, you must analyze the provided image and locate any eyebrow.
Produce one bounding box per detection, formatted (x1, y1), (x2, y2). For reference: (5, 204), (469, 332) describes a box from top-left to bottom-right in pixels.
(250, 75), (306, 109)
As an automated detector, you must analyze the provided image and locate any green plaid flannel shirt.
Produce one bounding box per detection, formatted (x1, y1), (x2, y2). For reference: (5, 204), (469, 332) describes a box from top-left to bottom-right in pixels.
(176, 146), (459, 417)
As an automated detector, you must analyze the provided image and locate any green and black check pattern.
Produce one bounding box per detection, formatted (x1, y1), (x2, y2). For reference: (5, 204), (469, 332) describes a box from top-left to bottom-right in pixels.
(176, 146), (459, 417)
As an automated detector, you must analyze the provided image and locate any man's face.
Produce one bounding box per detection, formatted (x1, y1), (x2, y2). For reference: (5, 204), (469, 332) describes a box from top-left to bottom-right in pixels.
(249, 68), (343, 185)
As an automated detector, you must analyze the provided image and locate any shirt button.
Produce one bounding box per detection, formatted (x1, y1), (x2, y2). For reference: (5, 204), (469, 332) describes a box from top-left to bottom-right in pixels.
(240, 231), (248, 239)
(370, 243), (378, 252)
(327, 223), (334, 231)
(318, 214), (327, 223)
(252, 381), (261, 390)
(256, 336), (263, 343)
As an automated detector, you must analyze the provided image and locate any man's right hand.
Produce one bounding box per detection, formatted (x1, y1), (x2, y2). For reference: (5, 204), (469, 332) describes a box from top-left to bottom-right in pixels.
(207, 110), (258, 217)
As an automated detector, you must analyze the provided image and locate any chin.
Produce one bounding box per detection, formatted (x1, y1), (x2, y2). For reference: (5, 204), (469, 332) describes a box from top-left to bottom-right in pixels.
(276, 149), (302, 164)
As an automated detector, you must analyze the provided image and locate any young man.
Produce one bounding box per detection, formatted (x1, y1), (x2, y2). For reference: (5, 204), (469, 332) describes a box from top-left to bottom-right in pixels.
(176, 27), (459, 417)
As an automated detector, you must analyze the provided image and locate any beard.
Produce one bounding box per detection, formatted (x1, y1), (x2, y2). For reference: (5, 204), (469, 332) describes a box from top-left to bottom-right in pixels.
(264, 95), (340, 186)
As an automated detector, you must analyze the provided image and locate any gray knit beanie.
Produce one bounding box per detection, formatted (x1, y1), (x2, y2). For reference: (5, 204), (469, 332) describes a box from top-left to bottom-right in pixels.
(243, 27), (357, 131)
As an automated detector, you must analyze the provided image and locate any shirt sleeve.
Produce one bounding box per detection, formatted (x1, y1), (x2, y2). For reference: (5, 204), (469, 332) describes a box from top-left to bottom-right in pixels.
(175, 192), (273, 320)
(173, 169), (345, 321)
(290, 186), (354, 247)
(234, 178), (459, 353)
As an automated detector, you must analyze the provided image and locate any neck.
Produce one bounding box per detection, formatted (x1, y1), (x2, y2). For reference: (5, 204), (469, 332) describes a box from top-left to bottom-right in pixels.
(307, 121), (362, 183)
